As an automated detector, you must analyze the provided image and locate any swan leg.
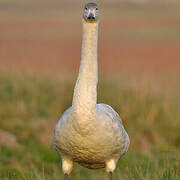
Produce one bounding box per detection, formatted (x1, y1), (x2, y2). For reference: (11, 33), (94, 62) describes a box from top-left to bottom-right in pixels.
(62, 157), (73, 180)
(64, 174), (69, 180)
(106, 159), (116, 180)
(108, 172), (112, 180)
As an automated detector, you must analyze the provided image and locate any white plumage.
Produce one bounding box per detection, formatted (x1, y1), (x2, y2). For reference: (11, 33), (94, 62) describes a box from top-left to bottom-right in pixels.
(52, 2), (130, 180)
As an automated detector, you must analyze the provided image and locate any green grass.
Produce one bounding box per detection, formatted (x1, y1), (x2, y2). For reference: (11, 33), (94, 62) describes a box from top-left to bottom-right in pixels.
(0, 73), (180, 179)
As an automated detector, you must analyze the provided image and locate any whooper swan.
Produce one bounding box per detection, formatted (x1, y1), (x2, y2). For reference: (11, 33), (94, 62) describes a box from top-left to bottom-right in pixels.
(52, 2), (130, 180)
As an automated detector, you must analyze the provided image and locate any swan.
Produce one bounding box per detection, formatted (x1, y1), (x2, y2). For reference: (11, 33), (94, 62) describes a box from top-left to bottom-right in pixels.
(52, 2), (130, 180)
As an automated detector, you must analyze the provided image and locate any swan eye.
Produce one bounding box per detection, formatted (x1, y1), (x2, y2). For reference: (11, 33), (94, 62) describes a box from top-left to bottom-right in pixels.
(96, 7), (98, 10)
(85, 7), (88, 10)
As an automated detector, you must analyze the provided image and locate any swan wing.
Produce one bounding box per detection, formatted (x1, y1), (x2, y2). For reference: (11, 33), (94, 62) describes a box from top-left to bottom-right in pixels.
(97, 103), (122, 124)
(96, 103), (130, 157)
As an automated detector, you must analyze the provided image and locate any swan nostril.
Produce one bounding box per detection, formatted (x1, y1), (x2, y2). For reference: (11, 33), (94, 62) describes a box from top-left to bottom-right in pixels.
(87, 16), (95, 20)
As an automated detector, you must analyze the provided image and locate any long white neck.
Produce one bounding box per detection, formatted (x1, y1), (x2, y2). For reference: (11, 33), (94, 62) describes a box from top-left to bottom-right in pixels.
(72, 21), (98, 115)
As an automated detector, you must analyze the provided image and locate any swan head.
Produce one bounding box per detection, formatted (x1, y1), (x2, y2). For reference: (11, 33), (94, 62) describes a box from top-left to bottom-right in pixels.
(83, 2), (99, 23)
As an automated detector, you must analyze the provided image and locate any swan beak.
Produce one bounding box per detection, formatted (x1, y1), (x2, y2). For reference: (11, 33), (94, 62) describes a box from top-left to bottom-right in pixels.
(87, 9), (96, 19)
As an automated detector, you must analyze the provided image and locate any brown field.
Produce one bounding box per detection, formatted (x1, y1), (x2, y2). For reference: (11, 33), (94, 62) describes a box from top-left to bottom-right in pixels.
(0, 0), (180, 76)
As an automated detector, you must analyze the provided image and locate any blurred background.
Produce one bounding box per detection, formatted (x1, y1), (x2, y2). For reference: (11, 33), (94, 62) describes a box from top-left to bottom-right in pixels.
(0, 0), (180, 179)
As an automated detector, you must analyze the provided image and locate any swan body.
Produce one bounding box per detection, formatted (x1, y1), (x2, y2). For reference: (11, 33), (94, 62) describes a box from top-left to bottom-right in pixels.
(54, 104), (129, 169)
(53, 2), (130, 179)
